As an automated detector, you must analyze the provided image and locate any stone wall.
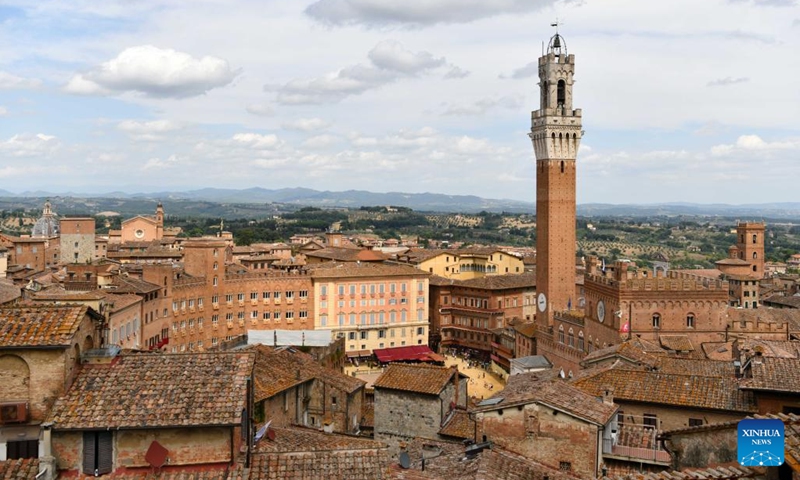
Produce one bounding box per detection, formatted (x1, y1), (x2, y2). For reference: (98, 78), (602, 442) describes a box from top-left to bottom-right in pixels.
(375, 390), (443, 454)
(665, 425), (738, 470)
(476, 402), (599, 479)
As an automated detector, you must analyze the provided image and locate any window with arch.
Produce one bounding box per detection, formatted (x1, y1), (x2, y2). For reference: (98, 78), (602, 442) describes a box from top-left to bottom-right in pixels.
(753, 265), (757, 272)
(557, 79), (566, 106)
(652, 313), (661, 329)
(686, 314), (695, 328)
(752, 234), (757, 244)
(560, 161), (565, 173)
(578, 331), (585, 351)
(567, 328), (575, 348)
(753, 252), (757, 259)
(558, 325), (565, 344)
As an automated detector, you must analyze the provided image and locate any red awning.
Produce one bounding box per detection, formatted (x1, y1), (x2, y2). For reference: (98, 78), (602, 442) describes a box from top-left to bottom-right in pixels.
(373, 345), (442, 364)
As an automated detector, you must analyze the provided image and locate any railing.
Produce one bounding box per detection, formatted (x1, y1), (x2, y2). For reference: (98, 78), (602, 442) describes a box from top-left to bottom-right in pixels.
(602, 429), (671, 464)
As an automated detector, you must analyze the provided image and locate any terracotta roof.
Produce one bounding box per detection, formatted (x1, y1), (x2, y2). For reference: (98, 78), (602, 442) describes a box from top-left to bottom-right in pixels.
(251, 345), (364, 402)
(727, 307), (800, 332)
(373, 363), (460, 396)
(48, 352), (254, 430)
(308, 262), (429, 279)
(104, 293), (143, 312)
(93, 465), (243, 479)
(659, 335), (694, 352)
(306, 247), (388, 263)
(388, 438), (574, 480)
(738, 339), (800, 358)
(0, 458), (40, 479)
(513, 322), (536, 338)
(0, 280), (21, 305)
(715, 258), (751, 266)
(0, 305), (93, 348)
(475, 373), (617, 426)
(32, 286), (106, 301)
(572, 366), (757, 413)
(763, 295), (800, 308)
(438, 409), (474, 439)
(582, 337), (661, 366)
(603, 465), (756, 480)
(740, 357), (800, 393)
(111, 276), (161, 294)
(449, 272), (535, 291)
(250, 426), (389, 480)
(701, 341), (736, 361)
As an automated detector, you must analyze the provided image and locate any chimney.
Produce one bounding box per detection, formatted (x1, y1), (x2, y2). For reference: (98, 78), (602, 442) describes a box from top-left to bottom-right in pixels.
(602, 387), (614, 405)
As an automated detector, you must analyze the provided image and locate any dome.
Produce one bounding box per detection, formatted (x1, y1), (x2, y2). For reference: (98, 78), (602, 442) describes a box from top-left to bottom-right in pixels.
(32, 201), (59, 237)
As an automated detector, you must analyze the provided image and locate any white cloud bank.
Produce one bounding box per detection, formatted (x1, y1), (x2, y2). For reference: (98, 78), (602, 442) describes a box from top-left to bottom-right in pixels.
(64, 45), (239, 98)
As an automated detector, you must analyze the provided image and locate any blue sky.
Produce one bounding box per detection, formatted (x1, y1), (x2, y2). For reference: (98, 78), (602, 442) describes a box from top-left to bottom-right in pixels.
(0, 0), (798, 204)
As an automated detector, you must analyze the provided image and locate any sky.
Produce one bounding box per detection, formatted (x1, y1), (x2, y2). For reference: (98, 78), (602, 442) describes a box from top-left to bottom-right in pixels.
(0, 0), (798, 204)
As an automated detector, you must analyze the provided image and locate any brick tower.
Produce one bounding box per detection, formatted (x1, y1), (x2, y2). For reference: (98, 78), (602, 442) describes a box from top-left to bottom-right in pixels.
(736, 222), (765, 278)
(530, 31), (582, 327)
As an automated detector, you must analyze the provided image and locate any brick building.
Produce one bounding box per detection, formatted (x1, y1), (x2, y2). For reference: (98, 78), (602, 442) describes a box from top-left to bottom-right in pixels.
(47, 351), (255, 476)
(429, 273), (535, 361)
(59, 217), (95, 264)
(0, 305), (102, 463)
(373, 363), (467, 453)
(308, 262), (430, 356)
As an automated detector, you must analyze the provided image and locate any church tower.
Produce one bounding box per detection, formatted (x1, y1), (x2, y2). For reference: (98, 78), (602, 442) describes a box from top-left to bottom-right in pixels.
(530, 32), (582, 327)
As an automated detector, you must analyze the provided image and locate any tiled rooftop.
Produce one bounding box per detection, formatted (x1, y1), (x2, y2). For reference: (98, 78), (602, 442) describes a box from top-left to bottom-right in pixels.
(0, 305), (93, 348)
(572, 366), (757, 413)
(603, 465), (756, 480)
(308, 262), (428, 279)
(251, 345), (364, 402)
(92, 465), (243, 479)
(250, 426), (389, 480)
(475, 372), (617, 426)
(659, 335), (694, 352)
(0, 458), (40, 479)
(306, 247), (388, 263)
(453, 273), (535, 291)
(0, 280), (21, 305)
(727, 307), (800, 331)
(740, 356), (800, 393)
(438, 409), (474, 439)
(373, 364), (459, 396)
(48, 352), (254, 430)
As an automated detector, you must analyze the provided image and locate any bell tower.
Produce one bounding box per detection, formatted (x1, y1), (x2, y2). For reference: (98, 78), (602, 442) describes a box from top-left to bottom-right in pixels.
(529, 31), (582, 327)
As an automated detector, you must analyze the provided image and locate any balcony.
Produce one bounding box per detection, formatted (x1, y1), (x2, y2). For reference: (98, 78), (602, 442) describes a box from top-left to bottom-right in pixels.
(602, 426), (671, 465)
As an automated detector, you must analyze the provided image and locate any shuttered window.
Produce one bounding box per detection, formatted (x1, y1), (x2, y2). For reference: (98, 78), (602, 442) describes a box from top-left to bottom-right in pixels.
(83, 431), (113, 475)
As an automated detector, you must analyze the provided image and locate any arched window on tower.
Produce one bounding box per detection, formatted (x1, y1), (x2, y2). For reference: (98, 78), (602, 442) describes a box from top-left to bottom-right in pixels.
(557, 80), (566, 107)
(753, 252), (757, 259)
(752, 234), (757, 244)
(560, 161), (565, 173)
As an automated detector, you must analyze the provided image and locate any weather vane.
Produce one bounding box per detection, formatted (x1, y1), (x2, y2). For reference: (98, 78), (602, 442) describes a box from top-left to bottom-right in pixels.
(551, 18), (562, 33)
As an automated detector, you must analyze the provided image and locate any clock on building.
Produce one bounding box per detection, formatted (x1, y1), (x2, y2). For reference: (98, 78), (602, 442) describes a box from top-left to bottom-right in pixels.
(597, 300), (606, 323)
(537, 293), (547, 313)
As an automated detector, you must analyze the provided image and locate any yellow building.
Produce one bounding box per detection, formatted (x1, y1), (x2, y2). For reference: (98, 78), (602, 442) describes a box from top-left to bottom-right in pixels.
(398, 248), (525, 280)
(308, 262), (430, 356)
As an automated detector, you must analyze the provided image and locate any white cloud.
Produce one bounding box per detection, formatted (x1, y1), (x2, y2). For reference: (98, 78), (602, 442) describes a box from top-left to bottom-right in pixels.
(232, 133), (282, 149)
(305, 0), (566, 26)
(500, 61), (539, 80)
(64, 45), (239, 98)
(442, 95), (524, 116)
(246, 103), (275, 116)
(711, 134), (798, 156)
(0, 106), (7, 117)
(707, 76), (749, 87)
(281, 118), (331, 132)
(0, 71), (42, 90)
(117, 119), (183, 141)
(275, 41), (451, 104)
(367, 40), (445, 74)
(443, 66), (470, 79)
(143, 154), (183, 170)
(0, 133), (60, 157)
(302, 134), (340, 149)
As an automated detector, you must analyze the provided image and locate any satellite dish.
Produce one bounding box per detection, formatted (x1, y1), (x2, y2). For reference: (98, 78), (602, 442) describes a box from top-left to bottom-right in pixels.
(399, 452), (411, 469)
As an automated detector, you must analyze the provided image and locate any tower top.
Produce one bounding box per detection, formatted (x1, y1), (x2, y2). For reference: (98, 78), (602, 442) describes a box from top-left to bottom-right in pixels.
(547, 19), (567, 56)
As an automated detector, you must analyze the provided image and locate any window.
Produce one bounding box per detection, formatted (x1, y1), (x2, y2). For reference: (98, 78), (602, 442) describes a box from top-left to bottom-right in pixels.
(5, 440), (37, 460)
(558, 325), (565, 344)
(652, 313), (661, 329)
(320, 314), (327, 326)
(378, 330), (386, 339)
(263, 312), (271, 320)
(212, 315), (219, 326)
(262, 291), (271, 299)
(251, 311), (258, 319)
(617, 410), (624, 426)
(686, 314), (695, 328)
(286, 291), (294, 299)
(338, 285), (345, 295)
(213, 276), (218, 286)
(753, 234), (757, 244)
(578, 332), (585, 351)
(567, 328), (575, 348)
(237, 312), (244, 320)
(286, 311), (294, 320)
(689, 418), (704, 427)
(212, 337), (218, 346)
(320, 285), (327, 296)
(416, 327), (424, 335)
(299, 311), (308, 319)
(237, 293), (244, 302)
(83, 431), (113, 475)
(299, 290), (308, 298)
(643, 414), (658, 429)
(250, 292), (258, 300)
(360, 331), (368, 340)
(274, 291), (281, 300)
(225, 294), (233, 304)
(348, 332), (356, 340)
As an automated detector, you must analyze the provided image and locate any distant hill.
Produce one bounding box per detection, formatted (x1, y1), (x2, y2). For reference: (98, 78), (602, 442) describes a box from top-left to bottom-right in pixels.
(2, 188), (800, 218)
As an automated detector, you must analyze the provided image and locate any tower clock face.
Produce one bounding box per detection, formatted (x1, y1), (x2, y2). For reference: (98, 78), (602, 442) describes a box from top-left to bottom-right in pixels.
(597, 300), (606, 323)
(537, 293), (547, 312)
